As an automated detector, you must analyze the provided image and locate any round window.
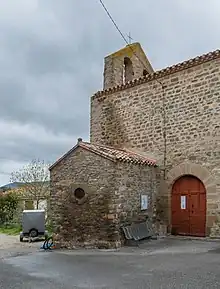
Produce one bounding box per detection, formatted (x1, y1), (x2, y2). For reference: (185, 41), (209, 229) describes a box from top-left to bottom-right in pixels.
(74, 188), (85, 200)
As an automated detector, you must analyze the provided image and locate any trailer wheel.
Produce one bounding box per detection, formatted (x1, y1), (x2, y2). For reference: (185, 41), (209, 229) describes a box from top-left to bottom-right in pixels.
(29, 229), (38, 238)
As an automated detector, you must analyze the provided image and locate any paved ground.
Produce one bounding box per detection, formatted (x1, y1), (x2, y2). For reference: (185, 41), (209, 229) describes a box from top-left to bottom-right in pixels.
(0, 233), (42, 259)
(1, 235), (220, 288)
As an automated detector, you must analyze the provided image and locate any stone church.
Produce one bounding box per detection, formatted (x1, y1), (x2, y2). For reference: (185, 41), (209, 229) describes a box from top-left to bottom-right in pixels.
(50, 42), (220, 248)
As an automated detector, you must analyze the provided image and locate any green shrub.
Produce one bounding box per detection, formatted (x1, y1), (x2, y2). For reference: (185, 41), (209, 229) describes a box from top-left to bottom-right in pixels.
(0, 191), (19, 225)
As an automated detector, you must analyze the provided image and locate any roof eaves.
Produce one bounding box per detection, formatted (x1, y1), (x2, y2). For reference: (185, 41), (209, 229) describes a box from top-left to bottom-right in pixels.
(92, 49), (220, 100)
(49, 141), (158, 171)
(79, 142), (117, 163)
(82, 143), (157, 167)
(49, 143), (79, 171)
(49, 142), (118, 171)
(122, 148), (157, 166)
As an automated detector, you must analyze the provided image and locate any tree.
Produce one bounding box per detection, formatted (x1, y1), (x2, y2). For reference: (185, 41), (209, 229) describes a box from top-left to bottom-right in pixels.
(0, 191), (19, 224)
(10, 159), (50, 209)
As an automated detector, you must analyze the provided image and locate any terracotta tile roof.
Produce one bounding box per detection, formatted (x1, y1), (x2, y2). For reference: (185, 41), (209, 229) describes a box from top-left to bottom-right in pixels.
(49, 141), (157, 170)
(92, 49), (220, 100)
(80, 142), (156, 165)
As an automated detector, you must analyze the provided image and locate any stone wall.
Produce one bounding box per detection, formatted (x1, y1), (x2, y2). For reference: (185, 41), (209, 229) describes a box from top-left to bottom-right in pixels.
(114, 162), (163, 240)
(103, 43), (154, 90)
(50, 147), (118, 249)
(90, 57), (220, 235)
(114, 162), (160, 224)
(50, 146), (160, 248)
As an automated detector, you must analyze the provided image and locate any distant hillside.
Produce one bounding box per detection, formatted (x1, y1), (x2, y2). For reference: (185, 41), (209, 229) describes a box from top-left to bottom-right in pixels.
(0, 181), (49, 192)
(0, 182), (25, 190)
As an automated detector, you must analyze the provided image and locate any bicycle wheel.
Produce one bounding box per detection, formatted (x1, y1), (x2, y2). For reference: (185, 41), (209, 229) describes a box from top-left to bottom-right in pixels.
(42, 239), (48, 250)
(46, 237), (54, 250)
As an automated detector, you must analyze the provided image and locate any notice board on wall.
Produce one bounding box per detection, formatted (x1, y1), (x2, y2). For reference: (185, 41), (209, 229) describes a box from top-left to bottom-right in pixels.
(141, 195), (148, 210)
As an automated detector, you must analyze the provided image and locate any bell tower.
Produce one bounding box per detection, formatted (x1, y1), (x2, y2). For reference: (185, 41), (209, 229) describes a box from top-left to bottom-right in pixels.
(103, 42), (154, 90)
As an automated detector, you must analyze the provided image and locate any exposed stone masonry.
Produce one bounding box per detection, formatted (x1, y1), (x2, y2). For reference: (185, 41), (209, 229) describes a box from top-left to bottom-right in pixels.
(103, 43), (154, 90)
(50, 147), (117, 249)
(51, 43), (220, 245)
(50, 146), (159, 249)
(99, 49), (220, 97)
(91, 57), (220, 171)
(91, 53), (220, 235)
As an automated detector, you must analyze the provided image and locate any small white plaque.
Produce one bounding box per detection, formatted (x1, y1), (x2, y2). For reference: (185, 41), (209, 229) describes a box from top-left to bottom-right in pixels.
(141, 195), (148, 210)
(181, 195), (186, 210)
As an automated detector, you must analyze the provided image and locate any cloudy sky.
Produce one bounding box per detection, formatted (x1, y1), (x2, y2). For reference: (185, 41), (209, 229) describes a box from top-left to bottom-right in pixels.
(0, 0), (219, 185)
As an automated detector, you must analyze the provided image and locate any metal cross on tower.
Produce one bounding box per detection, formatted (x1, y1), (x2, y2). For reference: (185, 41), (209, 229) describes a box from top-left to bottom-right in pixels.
(127, 32), (133, 44)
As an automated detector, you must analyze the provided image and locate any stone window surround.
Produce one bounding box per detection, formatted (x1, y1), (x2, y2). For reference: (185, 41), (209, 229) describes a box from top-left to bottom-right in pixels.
(70, 183), (89, 205)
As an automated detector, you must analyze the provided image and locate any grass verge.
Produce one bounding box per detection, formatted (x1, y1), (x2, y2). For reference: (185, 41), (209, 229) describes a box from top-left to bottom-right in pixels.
(0, 223), (53, 236)
(0, 224), (22, 235)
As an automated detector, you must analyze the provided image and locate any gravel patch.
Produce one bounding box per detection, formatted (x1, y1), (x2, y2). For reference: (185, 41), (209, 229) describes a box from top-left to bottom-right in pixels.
(0, 234), (41, 249)
(0, 234), (42, 258)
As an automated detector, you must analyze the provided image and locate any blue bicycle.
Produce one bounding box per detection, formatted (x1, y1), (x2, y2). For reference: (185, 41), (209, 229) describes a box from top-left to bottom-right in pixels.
(40, 236), (55, 250)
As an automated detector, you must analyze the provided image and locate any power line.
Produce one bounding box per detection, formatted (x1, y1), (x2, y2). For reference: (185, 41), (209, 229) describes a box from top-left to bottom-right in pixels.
(98, 0), (151, 72)
(98, 1), (165, 87)
(98, 0), (167, 180)
(98, 0), (129, 45)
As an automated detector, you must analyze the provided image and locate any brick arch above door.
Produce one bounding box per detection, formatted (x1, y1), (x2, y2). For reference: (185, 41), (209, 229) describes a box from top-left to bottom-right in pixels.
(167, 162), (216, 196)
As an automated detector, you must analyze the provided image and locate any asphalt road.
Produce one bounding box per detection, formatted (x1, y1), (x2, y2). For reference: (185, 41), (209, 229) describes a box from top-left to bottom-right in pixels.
(1, 238), (220, 288)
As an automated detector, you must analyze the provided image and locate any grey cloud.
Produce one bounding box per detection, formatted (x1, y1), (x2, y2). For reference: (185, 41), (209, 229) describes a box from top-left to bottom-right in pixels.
(0, 121), (88, 164)
(26, 43), (74, 75)
(0, 136), (69, 164)
(0, 0), (219, 184)
(0, 78), (25, 102)
(0, 74), (91, 135)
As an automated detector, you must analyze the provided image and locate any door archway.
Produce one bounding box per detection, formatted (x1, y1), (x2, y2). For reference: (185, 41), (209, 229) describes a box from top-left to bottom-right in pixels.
(171, 175), (206, 237)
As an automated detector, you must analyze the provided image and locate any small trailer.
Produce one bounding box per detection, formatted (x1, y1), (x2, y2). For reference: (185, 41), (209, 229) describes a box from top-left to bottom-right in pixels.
(19, 209), (48, 242)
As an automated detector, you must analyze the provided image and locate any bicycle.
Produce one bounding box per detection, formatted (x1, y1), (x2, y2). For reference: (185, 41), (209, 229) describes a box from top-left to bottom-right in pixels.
(40, 236), (56, 250)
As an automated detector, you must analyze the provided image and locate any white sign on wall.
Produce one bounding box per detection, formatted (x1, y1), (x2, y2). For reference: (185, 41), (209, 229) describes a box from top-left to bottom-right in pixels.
(181, 195), (186, 210)
(141, 195), (148, 210)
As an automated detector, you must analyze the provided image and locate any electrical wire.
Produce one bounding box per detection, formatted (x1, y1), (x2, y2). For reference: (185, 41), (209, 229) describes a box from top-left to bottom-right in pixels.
(98, 0), (165, 87)
(99, 0), (129, 45)
(98, 0), (167, 179)
(98, 0), (151, 72)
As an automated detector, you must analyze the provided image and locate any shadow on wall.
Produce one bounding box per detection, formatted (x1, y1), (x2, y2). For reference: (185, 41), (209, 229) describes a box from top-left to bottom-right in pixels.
(102, 100), (128, 148)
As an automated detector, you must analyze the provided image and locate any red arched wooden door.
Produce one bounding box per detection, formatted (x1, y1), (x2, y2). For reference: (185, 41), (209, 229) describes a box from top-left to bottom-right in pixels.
(171, 175), (206, 237)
